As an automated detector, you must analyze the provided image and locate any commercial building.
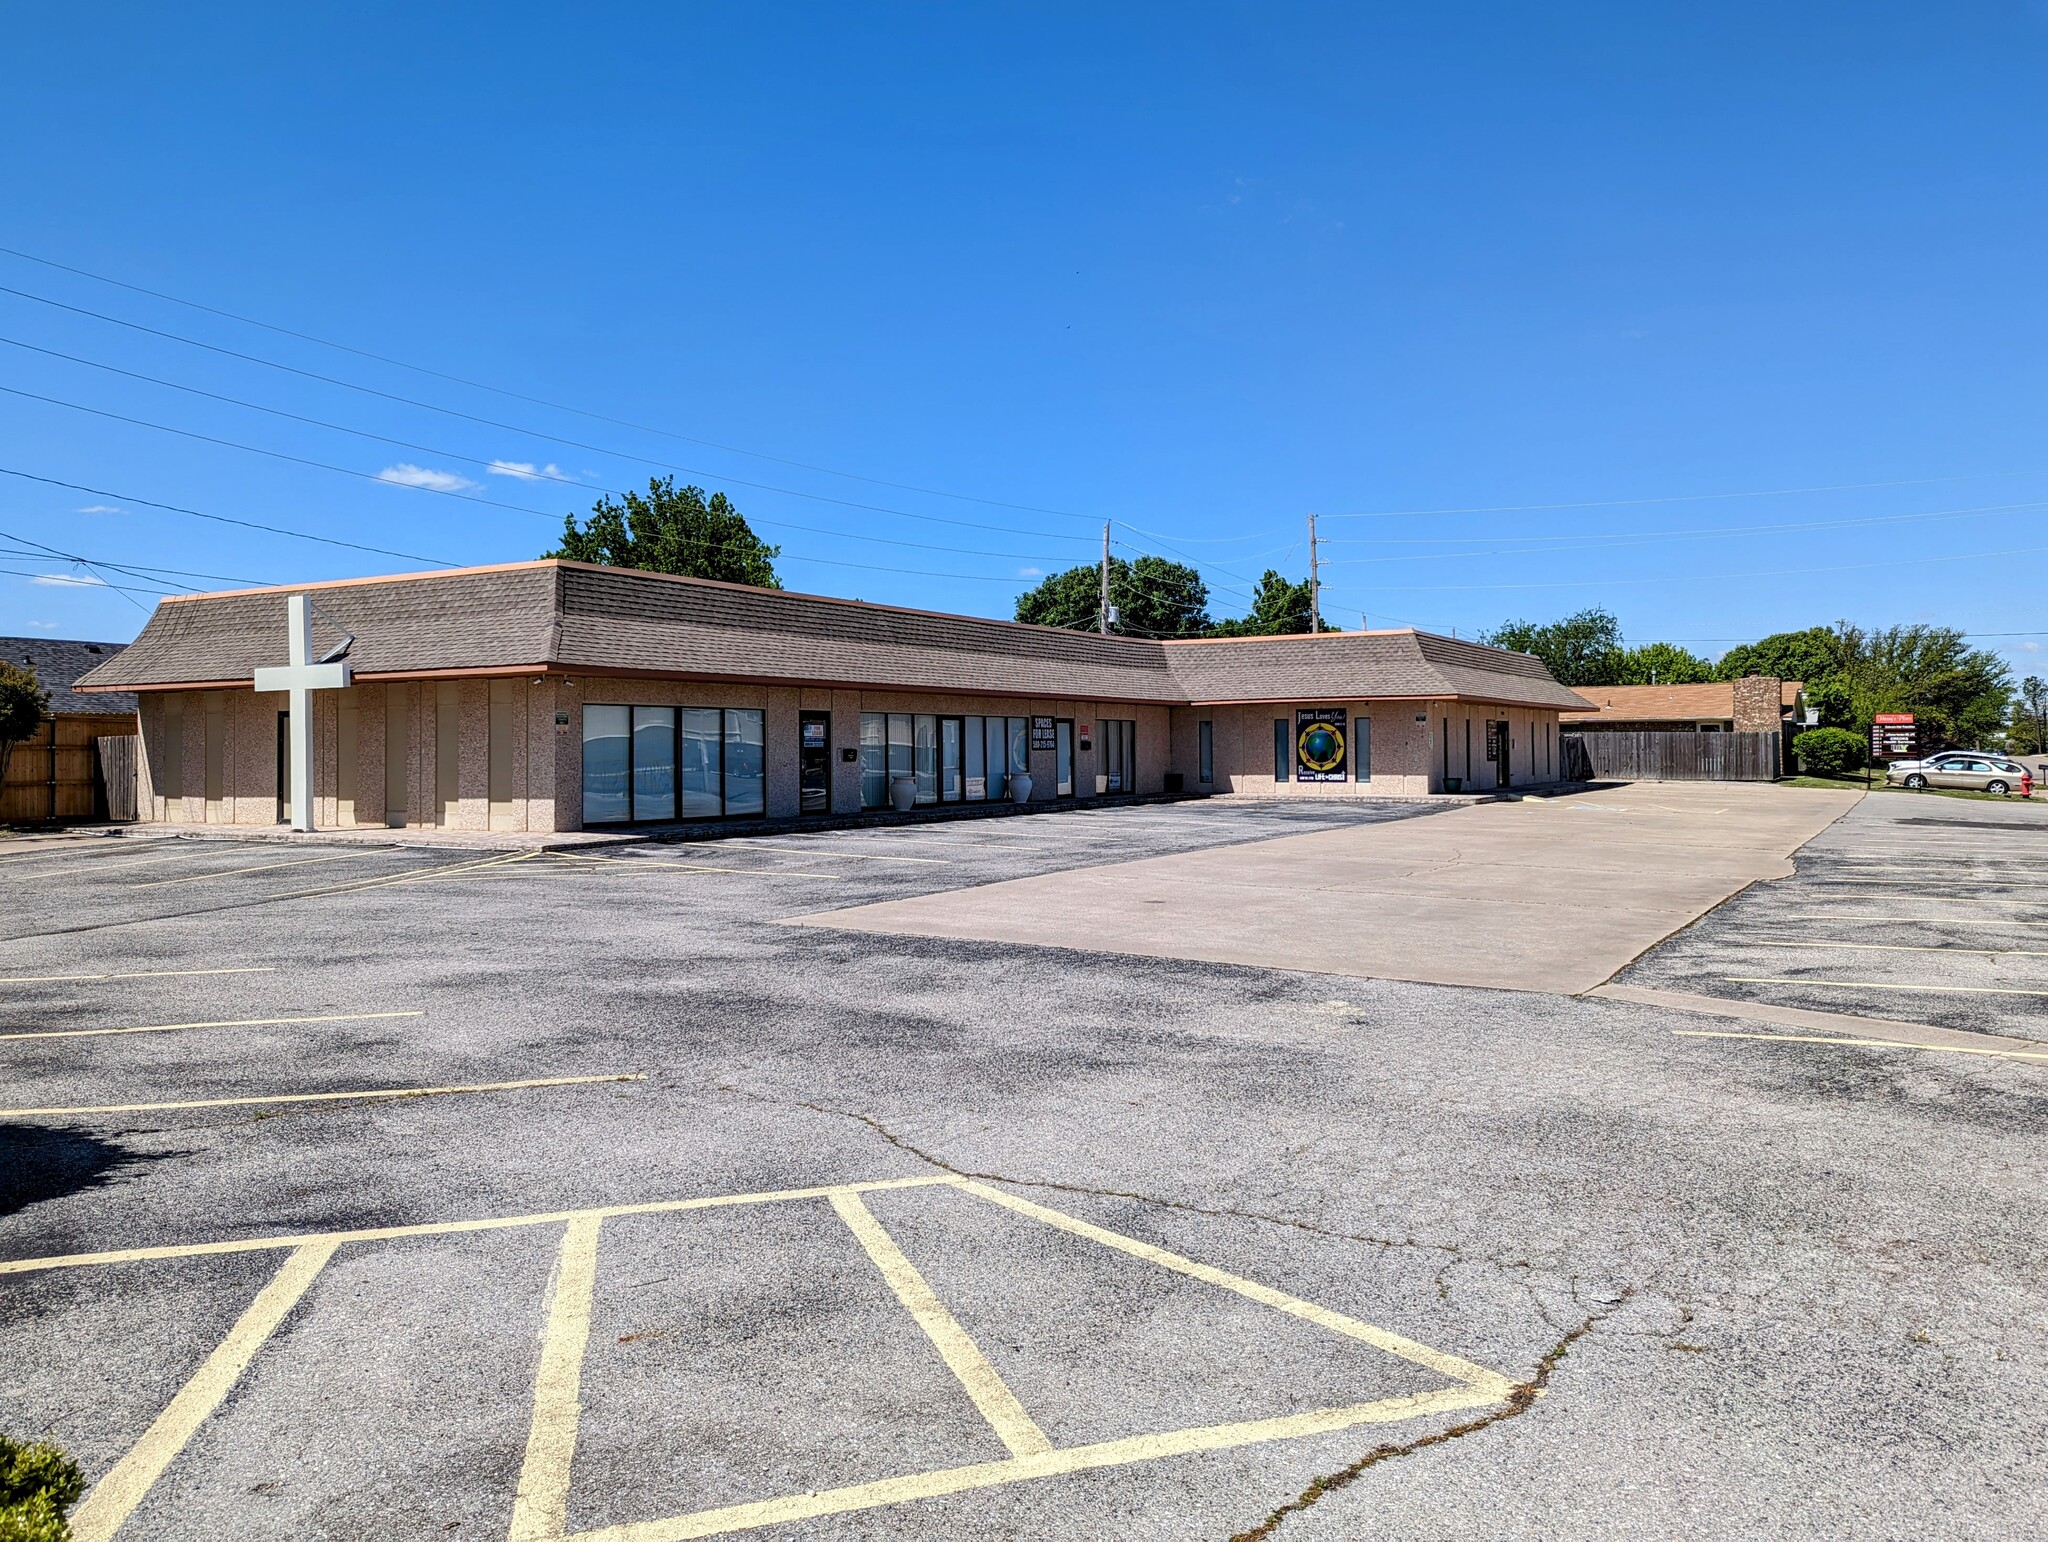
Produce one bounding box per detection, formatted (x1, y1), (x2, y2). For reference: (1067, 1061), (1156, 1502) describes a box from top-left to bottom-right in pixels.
(1559, 678), (1804, 735)
(74, 561), (1590, 831)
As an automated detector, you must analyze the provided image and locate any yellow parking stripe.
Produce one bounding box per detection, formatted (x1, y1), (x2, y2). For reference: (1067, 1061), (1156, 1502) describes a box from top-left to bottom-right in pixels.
(509, 1215), (605, 1542)
(0, 1176), (955, 1275)
(1739, 938), (2048, 958)
(131, 852), (366, 887)
(1725, 976), (2048, 998)
(831, 1189), (1051, 1458)
(0, 1072), (645, 1119)
(0, 966), (277, 985)
(0, 1010), (421, 1043)
(1675, 1030), (2048, 1063)
(67, 1242), (338, 1542)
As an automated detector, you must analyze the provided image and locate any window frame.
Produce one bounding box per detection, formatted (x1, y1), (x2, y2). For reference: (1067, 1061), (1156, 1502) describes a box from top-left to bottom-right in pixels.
(583, 702), (767, 824)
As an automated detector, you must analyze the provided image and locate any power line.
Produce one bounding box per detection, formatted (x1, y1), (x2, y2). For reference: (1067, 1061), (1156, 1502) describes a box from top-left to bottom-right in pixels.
(1318, 541), (2048, 594)
(0, 242), (1103, 522)
(1316, 471), (2032, 520)
(1314, 500), (2048, 566)
(0, 465), (454, 565)
(0, 281), (1102, 542)
(0, 334), (1093, 566)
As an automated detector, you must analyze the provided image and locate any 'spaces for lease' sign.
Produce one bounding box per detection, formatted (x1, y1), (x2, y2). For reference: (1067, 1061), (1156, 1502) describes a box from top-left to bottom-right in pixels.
(1870, 713), (1917, 761)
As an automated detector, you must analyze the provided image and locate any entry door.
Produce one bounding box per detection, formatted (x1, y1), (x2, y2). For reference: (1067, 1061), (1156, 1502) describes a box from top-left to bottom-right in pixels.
(1055, 719), (1074, 797)
(939, 717), (964, 802)
(275, 710), (290, 823)
(1495, 721), (1511, 789)
(798, 712), (830, 814)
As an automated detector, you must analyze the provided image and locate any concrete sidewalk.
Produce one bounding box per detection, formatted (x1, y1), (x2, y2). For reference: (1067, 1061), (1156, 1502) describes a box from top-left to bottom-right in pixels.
(788, 781), (1862, 994)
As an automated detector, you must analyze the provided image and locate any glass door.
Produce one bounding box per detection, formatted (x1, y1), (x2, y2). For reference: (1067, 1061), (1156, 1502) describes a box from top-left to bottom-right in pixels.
(940, 717), (964, 801)
(799, 712), (830, 814)
(1056, 719), (1074, 797)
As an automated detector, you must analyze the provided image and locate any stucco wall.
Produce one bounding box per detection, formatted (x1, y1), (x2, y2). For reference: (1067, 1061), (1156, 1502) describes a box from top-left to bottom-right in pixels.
(130, 674), (1565, 831)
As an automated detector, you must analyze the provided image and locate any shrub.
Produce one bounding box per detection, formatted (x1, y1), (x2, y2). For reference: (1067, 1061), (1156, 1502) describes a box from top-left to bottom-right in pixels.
(1794, 727), (1866, 777)
(0, 1434), (84, 1542)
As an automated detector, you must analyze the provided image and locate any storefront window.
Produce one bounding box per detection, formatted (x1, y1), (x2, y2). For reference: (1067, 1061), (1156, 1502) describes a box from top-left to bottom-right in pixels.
(1008, 717), (1029, 778)
(724, 708), (765, 816)
(681, 707), (722, 818)
(1354, 717), (1372, 782)
(964, 715), (986, 799)
(1198, 720), (1214, 784)
(633, 707), (677, 820)
(984, 716), (1008, 800)
(860, 712), (887, 808)
(583, 705), (632, 823)
(914, 713), (938, 804)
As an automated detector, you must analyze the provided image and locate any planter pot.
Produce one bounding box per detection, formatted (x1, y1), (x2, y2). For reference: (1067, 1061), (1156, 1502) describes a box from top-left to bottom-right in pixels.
(1009, 774), (1034, 804)
(1443, 776), (1463, 794)
(889, 775), (919, 813)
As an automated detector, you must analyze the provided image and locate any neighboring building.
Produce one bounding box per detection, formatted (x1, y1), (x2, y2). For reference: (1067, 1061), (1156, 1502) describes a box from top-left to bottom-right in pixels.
(74, 561), (1591, 832)
(1559, 677), (1804, 734)
(0, 637), (139, 822)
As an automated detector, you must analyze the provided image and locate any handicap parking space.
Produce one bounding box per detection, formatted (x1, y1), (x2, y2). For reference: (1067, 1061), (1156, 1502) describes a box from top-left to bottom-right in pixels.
(1618, 793), (2048, 1039)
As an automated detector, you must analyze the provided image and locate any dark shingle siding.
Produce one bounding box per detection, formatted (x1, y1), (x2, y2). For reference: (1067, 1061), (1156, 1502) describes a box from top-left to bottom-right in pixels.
(0, 637), (137, 714)
(70, 561), (1586, 709)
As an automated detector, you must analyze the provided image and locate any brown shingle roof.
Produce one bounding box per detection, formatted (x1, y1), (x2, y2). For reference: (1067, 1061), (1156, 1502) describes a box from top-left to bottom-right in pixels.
(1558, 680), (1802, 723)
(76, 560), (1586, 709)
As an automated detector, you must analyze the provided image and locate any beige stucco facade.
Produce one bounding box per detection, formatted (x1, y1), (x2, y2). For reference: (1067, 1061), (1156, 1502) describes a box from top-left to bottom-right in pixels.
(134, 673), (1570, 832)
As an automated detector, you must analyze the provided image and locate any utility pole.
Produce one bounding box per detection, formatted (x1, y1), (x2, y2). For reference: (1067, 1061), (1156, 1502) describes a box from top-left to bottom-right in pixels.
(1307, 513), (1321, 633)
(1099, 522), (1111, 634)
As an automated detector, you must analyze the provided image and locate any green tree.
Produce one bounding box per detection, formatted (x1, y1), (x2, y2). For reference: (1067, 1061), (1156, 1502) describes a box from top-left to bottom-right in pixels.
(1013, 556), (1211, 637)
(2010, 676), (2047, 756)
(1610, 641), (1716, 686)
(1206, 570), (1315, 637)
(1831, 623), (2013, 747)
(0, 662), (49, 789)
(1480, 607), (1622, 687)
(548, 477), (781, 588)
(1715, 626), (1841, 686)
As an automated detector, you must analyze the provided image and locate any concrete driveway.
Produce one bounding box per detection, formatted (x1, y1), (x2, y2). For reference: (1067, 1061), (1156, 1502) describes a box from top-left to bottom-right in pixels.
(788, 782), (1862, 994)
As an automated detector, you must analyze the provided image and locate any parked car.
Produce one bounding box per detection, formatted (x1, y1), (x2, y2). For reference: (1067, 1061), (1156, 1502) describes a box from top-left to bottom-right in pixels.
(1887, 754), (2034, 796)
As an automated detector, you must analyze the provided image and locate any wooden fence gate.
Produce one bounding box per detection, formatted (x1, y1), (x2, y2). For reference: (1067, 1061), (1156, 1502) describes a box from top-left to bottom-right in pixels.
(1563, 730), (1782, 782)
(0, 717), (137, 821)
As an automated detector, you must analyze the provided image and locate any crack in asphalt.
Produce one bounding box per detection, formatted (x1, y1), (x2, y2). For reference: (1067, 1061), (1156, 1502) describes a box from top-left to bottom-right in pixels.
(1226, 1291), (1634, 1542)
(716, 1084), (1462, 1257)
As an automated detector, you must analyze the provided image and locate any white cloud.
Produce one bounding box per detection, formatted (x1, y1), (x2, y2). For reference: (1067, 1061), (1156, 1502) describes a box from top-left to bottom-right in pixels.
(24, 620), (58, 630)
(33, 572), (106, 587)
(1018, 566), (1044, 578)
(487, 460), (570, 482)
(76, 504), (122, 515)
(2020, 640), (2041, 653)
(377, 463), (477, 492)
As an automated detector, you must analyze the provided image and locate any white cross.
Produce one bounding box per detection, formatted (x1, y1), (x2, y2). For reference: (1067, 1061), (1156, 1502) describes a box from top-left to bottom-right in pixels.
(251, 593), (353, 832)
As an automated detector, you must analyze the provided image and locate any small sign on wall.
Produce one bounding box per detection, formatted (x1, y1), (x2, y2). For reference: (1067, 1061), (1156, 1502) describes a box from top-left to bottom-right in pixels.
(1030, 715), (1057, 750)
(555, 709), (572, 736)
(1485, 721), (1500, 762)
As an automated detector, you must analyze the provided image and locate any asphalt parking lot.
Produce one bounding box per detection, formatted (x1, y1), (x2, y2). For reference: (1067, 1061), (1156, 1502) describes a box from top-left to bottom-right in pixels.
(3, 792), (2046, 1540)
(1619, 790), (2048, 1040)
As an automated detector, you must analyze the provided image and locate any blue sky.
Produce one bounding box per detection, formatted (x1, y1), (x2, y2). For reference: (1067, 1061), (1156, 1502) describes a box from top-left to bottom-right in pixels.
(2, 3), (2045, 677)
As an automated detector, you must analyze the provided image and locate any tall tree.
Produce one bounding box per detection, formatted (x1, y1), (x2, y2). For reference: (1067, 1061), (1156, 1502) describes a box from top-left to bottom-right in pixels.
(1013, 556), (1211, 637)
(2010, 675), (2048, 756)
(1610, 641), (1716, 685)
(548, 477), (781, 588)
(1480, 607), (1622, 687)
(0, 661), (48, 787)
(1715, 627), (1841, 686)
(1207, 571), (1315, 637)
(1831, 623), (2013, 747)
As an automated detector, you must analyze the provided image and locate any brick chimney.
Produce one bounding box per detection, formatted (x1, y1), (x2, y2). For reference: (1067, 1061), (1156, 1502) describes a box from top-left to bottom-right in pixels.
(1732, 675), (1783, 733)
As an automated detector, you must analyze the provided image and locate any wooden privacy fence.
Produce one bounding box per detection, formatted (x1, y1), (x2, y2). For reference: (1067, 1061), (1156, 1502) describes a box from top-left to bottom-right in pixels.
(0, 718), (138, 822)
(1563, 730), (1782, 782)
